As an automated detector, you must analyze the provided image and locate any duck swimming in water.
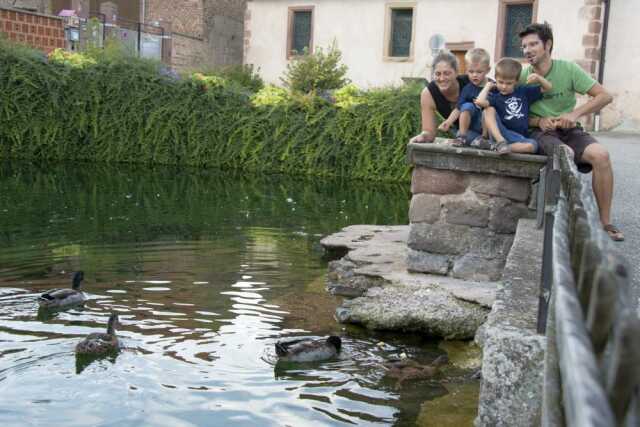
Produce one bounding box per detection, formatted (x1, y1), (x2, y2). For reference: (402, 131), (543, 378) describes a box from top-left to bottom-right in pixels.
(38, 271), (86, 309)
(383, 354), (448, 390)
(275, 336), (342, 362)
(75, 313), (120, 355)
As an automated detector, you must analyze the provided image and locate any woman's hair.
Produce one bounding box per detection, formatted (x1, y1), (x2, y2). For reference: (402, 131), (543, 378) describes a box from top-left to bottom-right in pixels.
(495, 58), (523, 80)
(431, 50), (459, 74)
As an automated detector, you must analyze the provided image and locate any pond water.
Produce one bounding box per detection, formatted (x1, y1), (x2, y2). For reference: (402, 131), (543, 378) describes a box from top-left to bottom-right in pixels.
(0, 162), (478, 426)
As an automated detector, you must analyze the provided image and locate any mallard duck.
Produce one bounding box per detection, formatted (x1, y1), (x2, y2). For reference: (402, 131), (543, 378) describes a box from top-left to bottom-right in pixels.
(75, 313), (120, 355)
(275, 336), (342, 362)
(38, 271), (86, 309)
(383, 354), (448, 389)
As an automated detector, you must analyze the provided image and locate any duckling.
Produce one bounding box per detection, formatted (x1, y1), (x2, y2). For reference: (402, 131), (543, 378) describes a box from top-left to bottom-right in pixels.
(275, 336), (342, 362)
(383, 354), (448, 390)
(75, 313), (120, 355)
(38, 271), (86, 309)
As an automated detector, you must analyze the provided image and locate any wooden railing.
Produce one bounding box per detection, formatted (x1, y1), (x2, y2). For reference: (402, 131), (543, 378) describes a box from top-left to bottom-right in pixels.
(537, 146), (640, 426)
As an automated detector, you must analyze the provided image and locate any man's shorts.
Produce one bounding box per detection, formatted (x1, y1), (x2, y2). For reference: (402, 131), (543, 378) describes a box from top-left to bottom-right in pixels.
(530, 125), (597, 173)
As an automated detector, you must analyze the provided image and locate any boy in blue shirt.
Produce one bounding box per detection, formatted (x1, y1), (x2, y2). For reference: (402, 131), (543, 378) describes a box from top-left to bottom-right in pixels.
(476, 57), (552, 154)
(442, 48), (492, 148)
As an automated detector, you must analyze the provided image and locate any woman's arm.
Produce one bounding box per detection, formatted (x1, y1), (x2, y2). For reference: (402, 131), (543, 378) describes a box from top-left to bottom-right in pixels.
(439, 108), (460, 131)
(411, 88), (438, 143)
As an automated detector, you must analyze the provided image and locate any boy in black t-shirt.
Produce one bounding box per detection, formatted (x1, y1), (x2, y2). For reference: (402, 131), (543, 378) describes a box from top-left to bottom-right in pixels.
(476, 58), (552, 155)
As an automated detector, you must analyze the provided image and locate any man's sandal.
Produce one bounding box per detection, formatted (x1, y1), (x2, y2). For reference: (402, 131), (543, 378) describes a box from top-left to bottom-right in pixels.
(604, 224), (625, 242)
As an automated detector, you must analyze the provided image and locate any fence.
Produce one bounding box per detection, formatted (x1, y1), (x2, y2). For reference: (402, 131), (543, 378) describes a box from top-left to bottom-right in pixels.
(62, 12), (169, 63)
(537, 145), (640, 426)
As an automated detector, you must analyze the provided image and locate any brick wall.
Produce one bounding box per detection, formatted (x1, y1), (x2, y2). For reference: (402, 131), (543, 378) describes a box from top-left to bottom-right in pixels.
(0, 7), (65, 53)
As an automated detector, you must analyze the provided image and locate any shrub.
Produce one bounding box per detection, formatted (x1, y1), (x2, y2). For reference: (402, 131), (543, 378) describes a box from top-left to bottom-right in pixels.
(281, 41), (349, 94)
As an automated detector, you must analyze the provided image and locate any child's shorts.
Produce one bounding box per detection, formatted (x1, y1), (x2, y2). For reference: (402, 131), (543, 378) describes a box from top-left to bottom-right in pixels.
(457, 102), (483, 144)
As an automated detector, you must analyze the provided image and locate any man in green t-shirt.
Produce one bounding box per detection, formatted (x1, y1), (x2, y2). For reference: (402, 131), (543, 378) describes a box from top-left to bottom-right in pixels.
(518, 22), (623, 241)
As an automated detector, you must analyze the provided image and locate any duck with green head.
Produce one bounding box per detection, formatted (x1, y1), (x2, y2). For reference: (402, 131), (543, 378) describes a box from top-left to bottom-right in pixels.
(75, 313), (120, 355)
(38, 271), (87, 309)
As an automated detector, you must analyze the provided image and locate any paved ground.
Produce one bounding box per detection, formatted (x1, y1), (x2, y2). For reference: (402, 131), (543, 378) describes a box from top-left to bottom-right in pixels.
(594, 132), (640, 308)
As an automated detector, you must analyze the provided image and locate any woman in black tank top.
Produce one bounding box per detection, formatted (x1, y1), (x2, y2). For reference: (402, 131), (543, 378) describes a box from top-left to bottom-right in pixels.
(410, 51), (470, 143)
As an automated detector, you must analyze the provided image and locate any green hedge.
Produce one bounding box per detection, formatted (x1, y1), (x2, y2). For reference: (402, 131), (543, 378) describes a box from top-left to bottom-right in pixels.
(0, 42), (423, 182)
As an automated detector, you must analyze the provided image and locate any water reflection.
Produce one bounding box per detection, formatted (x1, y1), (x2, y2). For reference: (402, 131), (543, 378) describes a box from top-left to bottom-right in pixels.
(0, 162), (477, 426)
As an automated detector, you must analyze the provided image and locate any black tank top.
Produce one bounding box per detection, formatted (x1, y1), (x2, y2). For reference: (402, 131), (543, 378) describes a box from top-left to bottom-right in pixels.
(427, 75), (470, 123)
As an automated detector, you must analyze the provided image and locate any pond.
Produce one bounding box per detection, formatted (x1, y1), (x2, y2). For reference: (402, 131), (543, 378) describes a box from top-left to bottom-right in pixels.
(0, 162), (478, 426)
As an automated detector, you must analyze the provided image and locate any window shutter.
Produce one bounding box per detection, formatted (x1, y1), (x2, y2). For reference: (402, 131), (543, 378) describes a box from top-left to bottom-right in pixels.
(504, 4), (533, 57)
(292, 11), (312, 55)
(390, 9), (413, 57)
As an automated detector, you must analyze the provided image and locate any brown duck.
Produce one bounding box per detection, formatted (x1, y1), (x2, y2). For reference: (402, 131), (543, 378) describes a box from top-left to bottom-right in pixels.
(382, 354), (448, 389)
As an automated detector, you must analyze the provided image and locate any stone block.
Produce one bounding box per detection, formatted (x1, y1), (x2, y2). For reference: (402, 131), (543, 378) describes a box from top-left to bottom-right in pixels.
(411, 167), (467, 195)
(585, 47), (601, 60)
(489, 198), (531, 234)
(588, 20), (602, 34)
(467, 230), (514, 259)
(475, 329), (545, 426)
(582, 34), (600, 48)
(469, 175), (531, 202)
(452, 255), (505, 282)
(406, 249), (450, 275)
(443, 193), (490, 227)
(408, 223), (471, 254)
(336, 285), (489, 339)
(409, 194), (441, 224)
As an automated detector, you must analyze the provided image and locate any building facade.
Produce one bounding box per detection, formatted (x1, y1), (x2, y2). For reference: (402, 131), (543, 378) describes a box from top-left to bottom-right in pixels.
(3, 0), (246, 70)
(244, 0), (640, 131)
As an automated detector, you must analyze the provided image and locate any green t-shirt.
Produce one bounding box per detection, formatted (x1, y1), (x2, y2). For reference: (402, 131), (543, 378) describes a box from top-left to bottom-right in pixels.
(520, 59), (597, 118)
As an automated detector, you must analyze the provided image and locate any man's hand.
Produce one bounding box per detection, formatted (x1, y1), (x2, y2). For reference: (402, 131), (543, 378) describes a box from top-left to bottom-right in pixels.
(438, 121), (453, 132)
(538, 117), (557, 132)
(555, 112), (579, 129)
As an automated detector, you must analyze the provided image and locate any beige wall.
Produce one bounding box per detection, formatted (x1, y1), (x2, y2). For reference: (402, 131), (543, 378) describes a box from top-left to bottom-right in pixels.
(246, 0), (638, 131)
(601, 1), (640, 131)
(246, 0), (599, 87)
(247, 0), (500, 87)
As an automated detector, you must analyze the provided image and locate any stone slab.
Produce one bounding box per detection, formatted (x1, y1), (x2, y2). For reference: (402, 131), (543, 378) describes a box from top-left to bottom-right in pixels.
(336, 284), (488, 339)
(475, 218), (546, 427)
(321, 224), (498, 314)
(407, 140), (546, 179)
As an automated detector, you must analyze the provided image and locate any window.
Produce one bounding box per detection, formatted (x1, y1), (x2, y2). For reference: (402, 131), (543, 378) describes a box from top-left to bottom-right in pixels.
(287, 7), (314, 58)
(384, 3), (416, 61)
(496, 0), (538, 59)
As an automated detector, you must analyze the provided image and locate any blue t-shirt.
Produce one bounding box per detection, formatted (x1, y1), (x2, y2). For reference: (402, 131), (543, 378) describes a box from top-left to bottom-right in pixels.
(488, 85), (543, 137)
(457, 82), (483, 109)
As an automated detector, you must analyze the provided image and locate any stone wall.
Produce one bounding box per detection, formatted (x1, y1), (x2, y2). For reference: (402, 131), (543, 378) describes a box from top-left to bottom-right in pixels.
(203, 0), (245, 66)
(144, 0), (245, 70)
(407, 142), (546, 282)
(0, 6), (65, 53)
(0, 0), (47, 13)
(144, 0), (204, 70)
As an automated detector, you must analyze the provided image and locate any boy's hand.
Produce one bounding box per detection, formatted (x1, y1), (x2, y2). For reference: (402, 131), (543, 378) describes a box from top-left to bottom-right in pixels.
(438, 121), (452, 132)
(527, 73), (541, 85)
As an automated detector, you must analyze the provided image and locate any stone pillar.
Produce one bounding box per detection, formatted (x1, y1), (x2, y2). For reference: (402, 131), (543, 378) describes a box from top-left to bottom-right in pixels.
(406, 142), (546, 282)
(100, 1), (118, 24)
(70, 0), (89, 19)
